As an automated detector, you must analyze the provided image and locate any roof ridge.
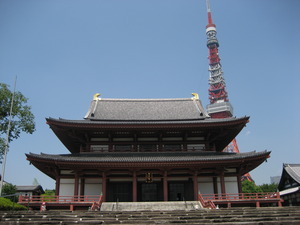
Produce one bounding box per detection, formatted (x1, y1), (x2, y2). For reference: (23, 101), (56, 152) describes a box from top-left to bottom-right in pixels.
(97, 98), (194, 102)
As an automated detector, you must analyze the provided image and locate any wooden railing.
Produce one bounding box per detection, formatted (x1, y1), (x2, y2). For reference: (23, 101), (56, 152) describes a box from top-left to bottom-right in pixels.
(18, 195), (103, 211)
(198, 194), (216, 209)
(199, 192), (283, 208)
(18, 195), (101, 203)
(90, 195), (104, 211)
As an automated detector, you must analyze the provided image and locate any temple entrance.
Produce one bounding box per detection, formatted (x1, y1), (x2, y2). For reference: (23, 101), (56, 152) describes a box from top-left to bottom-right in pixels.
(138, 182), (163, 201)
(168, 181), (194, 201)
(106, 182), (132, 202)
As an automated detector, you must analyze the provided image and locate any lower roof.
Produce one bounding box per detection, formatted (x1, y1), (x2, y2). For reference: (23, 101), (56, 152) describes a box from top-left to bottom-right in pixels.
(26, 151), (270, 179)
(27, 151), (269, 163)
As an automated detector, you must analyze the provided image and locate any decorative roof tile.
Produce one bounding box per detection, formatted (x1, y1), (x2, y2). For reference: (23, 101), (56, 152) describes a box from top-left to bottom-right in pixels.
(284, 164), (300, 184)
(84, 98), (209, 121)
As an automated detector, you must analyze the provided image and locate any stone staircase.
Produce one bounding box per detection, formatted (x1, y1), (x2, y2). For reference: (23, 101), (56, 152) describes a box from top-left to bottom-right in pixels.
(0, 206), (300, 224)
(100, 201), (202, 211)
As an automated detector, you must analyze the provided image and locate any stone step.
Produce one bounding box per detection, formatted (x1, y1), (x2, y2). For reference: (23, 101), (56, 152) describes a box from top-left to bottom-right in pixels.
(3, 214), (298, 224)
(0, 207), (300, 225)
(100, 201), (202, 211)
(1, 218), (300, 225)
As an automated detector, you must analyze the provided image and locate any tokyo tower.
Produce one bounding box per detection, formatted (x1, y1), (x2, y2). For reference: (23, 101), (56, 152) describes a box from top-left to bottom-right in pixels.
(204, 0), (253, 182)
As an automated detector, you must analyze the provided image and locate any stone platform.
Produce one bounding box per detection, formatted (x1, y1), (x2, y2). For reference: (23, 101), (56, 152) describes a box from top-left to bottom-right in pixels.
(1, 207), (300, 224)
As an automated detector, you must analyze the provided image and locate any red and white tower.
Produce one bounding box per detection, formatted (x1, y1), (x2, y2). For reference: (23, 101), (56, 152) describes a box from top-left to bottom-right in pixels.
(205, 0), (233, 118)
(204, 0), (253, 182)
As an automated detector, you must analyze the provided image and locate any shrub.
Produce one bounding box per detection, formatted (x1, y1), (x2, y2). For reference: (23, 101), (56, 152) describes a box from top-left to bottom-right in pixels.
(41, 189), (56, 202)
(0, 197), (27, 211)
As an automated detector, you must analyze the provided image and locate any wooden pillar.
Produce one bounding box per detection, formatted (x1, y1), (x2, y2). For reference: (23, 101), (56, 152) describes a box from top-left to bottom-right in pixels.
(193, 172), (199, 200)
(237, 174), (242, 193)
(220, 171), (226, 196)
(80, 178), (85, 196)
(213, 177), (218, 195)
(133, 171), (137, 202)
(163, 171), (168, 201)
(74, 174), (79, 200)
(55, 177), (60, 196)
(256, 201), (260, 208)
(102, 172), (107, 202)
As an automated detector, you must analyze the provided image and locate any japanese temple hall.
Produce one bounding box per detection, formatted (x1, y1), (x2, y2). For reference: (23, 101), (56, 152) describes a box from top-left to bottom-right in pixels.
(26, 94), (270, 202)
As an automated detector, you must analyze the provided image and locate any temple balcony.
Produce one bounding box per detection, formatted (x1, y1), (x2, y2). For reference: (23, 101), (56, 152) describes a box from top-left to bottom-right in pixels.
(18, 192), (283, 211)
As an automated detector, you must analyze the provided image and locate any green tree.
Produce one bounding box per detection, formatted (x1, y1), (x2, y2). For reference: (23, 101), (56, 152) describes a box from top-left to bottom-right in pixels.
(1, 183), (17, 202)
(242, 180), (262, 193)
(42, 189), (55, 196)
(259, 183), (278, 192)
(0, 83), (35, 158)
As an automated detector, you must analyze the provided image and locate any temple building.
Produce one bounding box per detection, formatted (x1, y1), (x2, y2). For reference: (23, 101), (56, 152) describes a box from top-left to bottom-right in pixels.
(26, 94), (270, 202)
(278, 164), (300, 206)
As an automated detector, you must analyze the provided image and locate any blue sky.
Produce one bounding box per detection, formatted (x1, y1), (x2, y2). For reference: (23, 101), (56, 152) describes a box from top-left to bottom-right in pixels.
(1, 0), (299, 189)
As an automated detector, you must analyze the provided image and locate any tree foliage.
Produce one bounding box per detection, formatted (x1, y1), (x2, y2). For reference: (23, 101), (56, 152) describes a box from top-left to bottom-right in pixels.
(242, 180), (278, 193)
(42, 189), (55, 196)
(242, 180), (262, 193)
(1, 183), (17, 202)
(259, 183), (278, 192)
(0, 83), (35, 157)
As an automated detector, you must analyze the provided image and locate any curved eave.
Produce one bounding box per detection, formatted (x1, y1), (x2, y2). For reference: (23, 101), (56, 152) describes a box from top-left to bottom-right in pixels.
(26, 151), (270, 179)
(46, 116), (249, 129)
(278, 164), (300, 191)
(46, 117), (249, 154)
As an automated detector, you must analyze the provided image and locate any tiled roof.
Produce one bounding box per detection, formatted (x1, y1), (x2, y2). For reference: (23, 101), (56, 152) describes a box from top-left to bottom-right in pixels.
(47, 116), (248, 126)
(84, 98), (209, 121)
(27, 151), (270, 164)
(284, 164), (300, 184)
(16, 185), (45, 193)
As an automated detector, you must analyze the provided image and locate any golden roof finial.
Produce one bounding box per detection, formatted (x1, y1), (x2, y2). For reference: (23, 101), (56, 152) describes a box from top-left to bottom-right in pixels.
(93, 93), (101, 100)
(191, 93), (199, 100)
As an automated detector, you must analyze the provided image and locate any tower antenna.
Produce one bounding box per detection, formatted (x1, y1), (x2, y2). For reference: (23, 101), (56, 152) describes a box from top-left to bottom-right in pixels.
(204, 1), (253, 182)
(206, 0), (213, 25)
(205, 0), (232, 118)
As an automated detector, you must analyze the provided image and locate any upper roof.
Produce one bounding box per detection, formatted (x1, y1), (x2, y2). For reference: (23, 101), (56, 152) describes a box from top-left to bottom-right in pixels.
(46, 94), (249, 153)
(84, 96), (209, 121)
